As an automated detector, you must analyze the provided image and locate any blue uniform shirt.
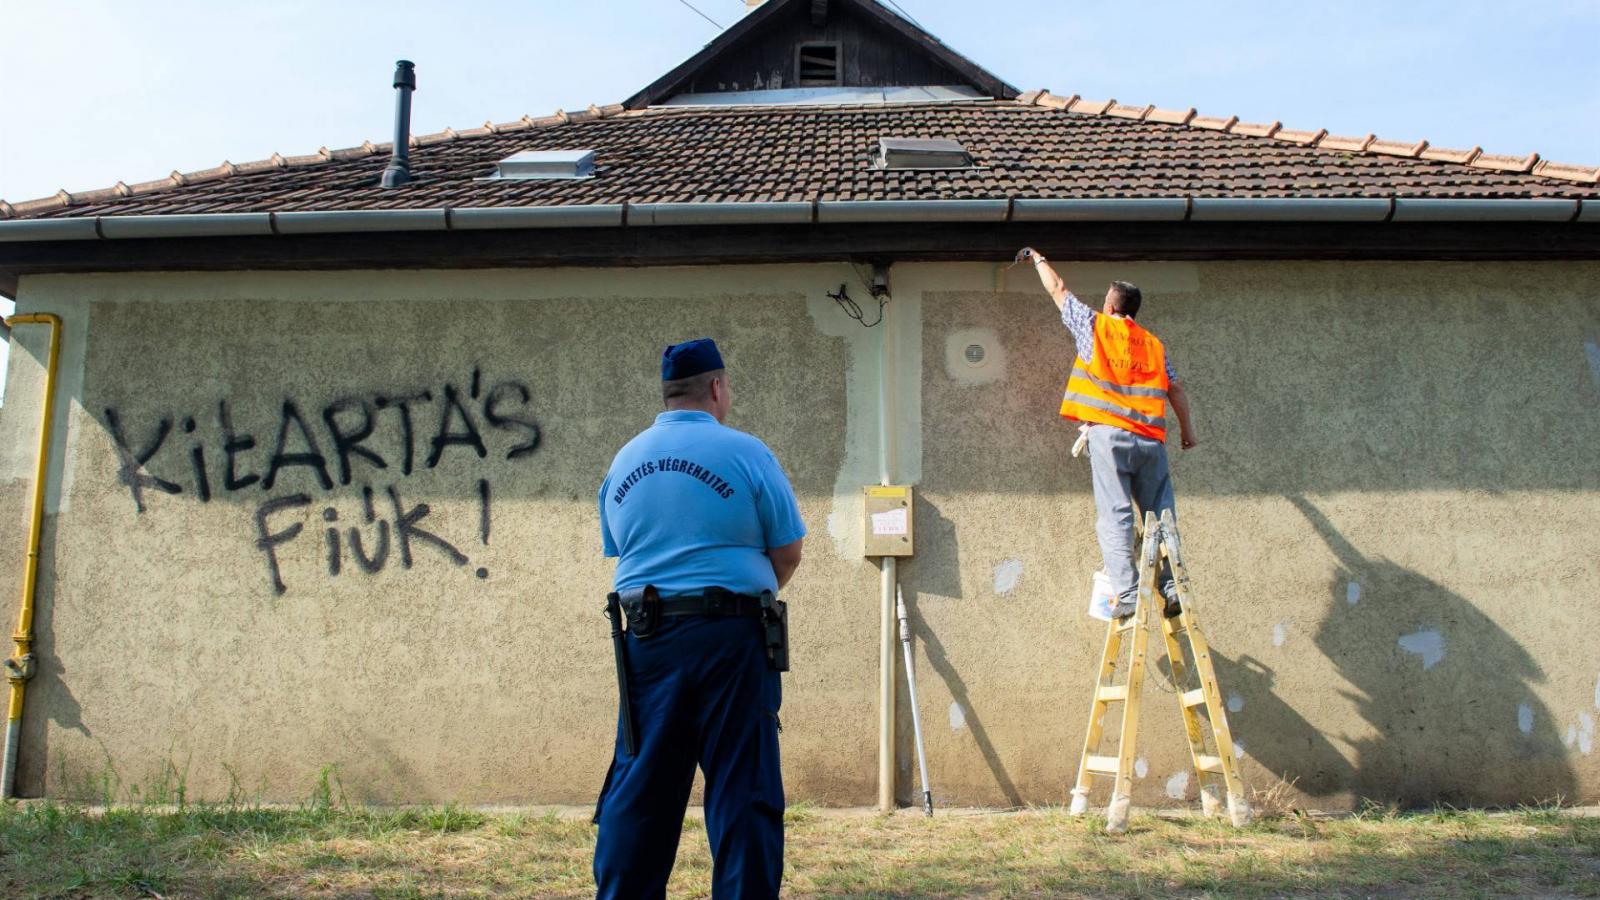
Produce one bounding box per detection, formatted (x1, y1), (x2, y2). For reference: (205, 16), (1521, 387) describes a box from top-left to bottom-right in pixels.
(599, 410), (806, 597)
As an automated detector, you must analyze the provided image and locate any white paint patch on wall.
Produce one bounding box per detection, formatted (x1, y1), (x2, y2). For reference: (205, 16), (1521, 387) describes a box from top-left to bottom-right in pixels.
(1227, 692), (1245, 713)
(1165, 771), (1189, 799)
(1581, 713), (1595, 756)
(1397, 629), (1446, 670)
(1568, 723), (1580, 748)
(992, 558), (1024, 596)
(1346, 582), (1361, 605)
(949, 702), (966, 732)
(1518, 703), (1534, 734)
(1135, 757), (1149, 779)
(1272, 623), (1287, 647)
(943, 327), (1007, 385)
(806, 274), (923, 558)
(1233, 740), (1246, 760)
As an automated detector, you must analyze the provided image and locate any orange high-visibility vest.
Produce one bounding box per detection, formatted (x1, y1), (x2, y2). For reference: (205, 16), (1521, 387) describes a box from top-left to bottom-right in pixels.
(1059, 314), (1170, 441)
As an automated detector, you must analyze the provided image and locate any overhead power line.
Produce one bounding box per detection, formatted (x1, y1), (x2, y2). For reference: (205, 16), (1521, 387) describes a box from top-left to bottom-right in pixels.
(675, 0), (725, 30)
(881, 0), (923, 28)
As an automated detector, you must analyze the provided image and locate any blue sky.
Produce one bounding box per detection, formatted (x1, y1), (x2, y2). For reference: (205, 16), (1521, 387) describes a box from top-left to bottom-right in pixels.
(1, 0), (1596, 207)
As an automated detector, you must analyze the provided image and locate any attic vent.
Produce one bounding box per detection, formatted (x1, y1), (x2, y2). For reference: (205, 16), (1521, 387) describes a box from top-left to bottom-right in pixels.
(797, 42), (840, 86)
(878, 137), (973, 169)
(491, 150), (595, 180)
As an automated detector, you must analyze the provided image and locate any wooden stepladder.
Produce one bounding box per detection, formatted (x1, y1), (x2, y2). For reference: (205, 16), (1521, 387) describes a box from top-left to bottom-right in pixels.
(1069, 509), (1252, 833)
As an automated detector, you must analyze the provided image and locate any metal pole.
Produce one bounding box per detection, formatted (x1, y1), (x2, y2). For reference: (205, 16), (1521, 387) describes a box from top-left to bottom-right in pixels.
(897, 585), (932, 816)
(2, 313), (62, 799)
(875, 270), (897, 813)
(380, 61), (416, 189)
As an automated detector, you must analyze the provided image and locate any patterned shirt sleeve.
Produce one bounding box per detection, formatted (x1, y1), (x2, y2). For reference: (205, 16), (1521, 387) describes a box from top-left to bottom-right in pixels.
(1059, 291), (1097, 364)
(1062, 292), (1181, 384)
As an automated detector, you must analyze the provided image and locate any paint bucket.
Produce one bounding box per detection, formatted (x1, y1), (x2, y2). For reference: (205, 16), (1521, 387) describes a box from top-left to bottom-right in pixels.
(1088, 570), (1115, 621)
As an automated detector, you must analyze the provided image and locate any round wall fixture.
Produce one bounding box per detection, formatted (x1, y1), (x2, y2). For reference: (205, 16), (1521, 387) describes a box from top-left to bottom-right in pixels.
(943, 328), (1005, 384)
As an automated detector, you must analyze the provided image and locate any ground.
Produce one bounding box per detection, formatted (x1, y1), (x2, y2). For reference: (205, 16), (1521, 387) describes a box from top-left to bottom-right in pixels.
(4, 797), (1599, 899)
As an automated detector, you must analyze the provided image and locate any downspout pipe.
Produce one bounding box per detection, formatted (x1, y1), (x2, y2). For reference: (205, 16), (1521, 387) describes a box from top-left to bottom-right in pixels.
(875, 264), (898, 813)
(2, 312), (61, 799)
(380, 60), (417, 189)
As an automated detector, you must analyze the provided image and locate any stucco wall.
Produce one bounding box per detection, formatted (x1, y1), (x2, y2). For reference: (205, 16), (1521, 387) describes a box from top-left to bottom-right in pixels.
(0, 260), (1596, 809)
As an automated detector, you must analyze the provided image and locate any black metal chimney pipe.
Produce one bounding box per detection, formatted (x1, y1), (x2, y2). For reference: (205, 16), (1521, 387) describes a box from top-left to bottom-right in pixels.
(380, 60), (416, 188)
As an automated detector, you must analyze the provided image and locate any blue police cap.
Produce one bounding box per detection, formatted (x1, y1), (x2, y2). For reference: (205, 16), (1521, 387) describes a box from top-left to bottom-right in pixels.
(661, 338), (725, 381)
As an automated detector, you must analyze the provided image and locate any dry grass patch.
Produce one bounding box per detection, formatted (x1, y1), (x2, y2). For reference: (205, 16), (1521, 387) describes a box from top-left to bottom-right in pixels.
(1, 801), (1596, 898)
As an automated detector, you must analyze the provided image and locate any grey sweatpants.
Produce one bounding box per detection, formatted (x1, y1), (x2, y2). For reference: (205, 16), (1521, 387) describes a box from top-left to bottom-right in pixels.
(1085, 424), (1177, 606)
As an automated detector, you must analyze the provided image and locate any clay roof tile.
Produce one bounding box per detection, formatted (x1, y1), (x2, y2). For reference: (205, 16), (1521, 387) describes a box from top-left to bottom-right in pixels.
(1145, 107), (1197, 125)
(1471, 151), (1540, 174)
(1067, 97), (1114, 115)
(1319, 133), (1377, 152)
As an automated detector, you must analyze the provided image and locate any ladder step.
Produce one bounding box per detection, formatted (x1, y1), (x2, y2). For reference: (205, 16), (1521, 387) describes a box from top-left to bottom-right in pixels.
(1114, 616), (1138, 632)
(1195, 755), (1225, 773)
(1085, 755), (1121, 775)
(1181, 689), (1207, 708)
(1097, 685), (1128, 703)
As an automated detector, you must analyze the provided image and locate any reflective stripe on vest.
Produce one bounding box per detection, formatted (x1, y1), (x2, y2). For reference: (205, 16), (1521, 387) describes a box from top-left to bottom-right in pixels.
(1059, 314), (1170, 441)
(1061, 388), (1168, 428)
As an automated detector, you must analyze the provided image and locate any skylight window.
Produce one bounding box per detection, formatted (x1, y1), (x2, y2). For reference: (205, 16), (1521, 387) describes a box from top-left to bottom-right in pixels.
(877, 138), (973, 169)
(489, 150), (595, 180)
(797, 42), (841, 86)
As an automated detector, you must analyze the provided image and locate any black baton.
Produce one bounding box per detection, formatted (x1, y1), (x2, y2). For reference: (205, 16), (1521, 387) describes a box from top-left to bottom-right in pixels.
(605, 592), (637, 757)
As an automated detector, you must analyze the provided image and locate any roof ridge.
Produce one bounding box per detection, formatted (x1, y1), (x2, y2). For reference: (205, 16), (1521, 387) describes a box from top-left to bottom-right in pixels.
(0, 103), (628, 219)
(1015, 89), (1600, 186)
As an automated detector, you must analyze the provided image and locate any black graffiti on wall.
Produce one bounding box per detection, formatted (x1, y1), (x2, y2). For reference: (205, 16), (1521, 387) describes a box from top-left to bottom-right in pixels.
(105, 368), (540, 596)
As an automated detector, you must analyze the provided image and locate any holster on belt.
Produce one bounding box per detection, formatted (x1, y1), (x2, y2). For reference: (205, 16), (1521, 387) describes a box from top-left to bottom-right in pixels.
(759, 590), (790, 673)
(618, 585), (662, 638)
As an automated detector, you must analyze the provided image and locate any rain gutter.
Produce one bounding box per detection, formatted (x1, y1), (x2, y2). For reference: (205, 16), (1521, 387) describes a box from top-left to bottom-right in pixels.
(0, 197), (1593, 242)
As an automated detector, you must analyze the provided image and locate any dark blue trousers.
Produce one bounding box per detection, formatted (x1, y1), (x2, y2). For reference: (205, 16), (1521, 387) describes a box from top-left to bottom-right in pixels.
(593, 615), (784, 899)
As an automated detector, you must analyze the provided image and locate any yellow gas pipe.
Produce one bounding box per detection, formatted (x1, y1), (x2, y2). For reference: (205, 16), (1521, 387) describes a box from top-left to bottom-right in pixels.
(2, 313), (62, 799)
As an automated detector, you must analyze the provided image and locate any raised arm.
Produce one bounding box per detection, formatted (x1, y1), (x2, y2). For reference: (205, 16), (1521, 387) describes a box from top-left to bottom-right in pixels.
(1025, 248), (1071, 311)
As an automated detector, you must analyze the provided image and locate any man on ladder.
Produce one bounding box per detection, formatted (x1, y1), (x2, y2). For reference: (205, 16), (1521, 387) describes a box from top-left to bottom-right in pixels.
(1021, 248), (1198, 618)
(1022, 248), (1250, 832)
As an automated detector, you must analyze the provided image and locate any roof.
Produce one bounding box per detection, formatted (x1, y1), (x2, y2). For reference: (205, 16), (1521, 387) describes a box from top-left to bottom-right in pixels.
(2, 92), (1595, 223)
(623, 0), (1018, 109)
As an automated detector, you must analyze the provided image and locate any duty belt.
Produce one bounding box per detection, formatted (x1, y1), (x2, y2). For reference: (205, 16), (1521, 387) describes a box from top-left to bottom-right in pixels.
(657, 591), (766, 618)
(611, 585), (789, 672)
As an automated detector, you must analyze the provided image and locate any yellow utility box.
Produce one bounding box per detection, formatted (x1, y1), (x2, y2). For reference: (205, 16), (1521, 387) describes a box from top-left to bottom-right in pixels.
(862, 485), (914, 557)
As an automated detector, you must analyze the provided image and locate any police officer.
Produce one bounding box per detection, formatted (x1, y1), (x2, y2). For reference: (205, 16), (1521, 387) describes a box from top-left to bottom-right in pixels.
(593, 338), (805, 899)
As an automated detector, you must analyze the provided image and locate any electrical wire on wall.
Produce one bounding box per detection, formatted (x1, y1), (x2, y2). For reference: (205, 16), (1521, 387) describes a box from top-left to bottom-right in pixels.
(830, 260), (892, 327)
(828, 284), (887, 328)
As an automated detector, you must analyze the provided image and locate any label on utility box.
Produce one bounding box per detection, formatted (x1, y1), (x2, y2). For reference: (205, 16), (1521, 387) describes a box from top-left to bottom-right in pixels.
(863, 485), (914, 557)
(870, 508), (908, 536)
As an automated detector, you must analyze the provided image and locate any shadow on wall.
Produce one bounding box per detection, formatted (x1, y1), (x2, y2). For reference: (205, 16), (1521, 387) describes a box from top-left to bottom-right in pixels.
(16, 520), (90, 797)
(1255, 496), (1575, 806)
(895, 493), (1028, 806)
(1188, 651), (1356, 800)
(902, 588), (1023, 809)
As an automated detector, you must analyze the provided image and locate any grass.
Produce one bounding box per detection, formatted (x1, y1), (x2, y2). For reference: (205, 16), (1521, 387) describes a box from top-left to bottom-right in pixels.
(1, 800), (1597, 898)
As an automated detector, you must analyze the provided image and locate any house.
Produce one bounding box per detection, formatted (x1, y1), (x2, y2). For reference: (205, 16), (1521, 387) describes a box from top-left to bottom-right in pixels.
(0, 0), (1596, 810)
